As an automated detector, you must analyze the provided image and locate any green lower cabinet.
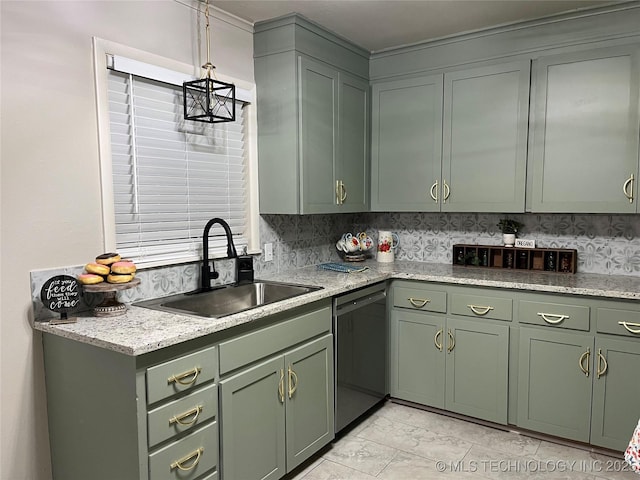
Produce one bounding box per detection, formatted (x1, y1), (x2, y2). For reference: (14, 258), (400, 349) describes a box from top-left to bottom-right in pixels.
(220, 335), (334, 480)
(391, 310), (509, 424)
(591, 336), (640, 451)
(391, 310), (446, 407)
(445, 318), (509, 424)
(518, 327), (593, 442)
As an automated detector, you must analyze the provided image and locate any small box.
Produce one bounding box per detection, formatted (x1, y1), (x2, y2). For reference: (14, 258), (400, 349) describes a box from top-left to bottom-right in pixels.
(515, 238), (535, 248)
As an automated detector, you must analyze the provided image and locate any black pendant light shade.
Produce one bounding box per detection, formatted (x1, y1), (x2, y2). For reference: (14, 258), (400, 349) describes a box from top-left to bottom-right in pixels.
(183, 76), (236, 123)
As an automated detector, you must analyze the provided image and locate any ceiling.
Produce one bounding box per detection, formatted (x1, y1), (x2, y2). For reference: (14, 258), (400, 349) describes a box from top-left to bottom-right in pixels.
(212, 0), (616, 52)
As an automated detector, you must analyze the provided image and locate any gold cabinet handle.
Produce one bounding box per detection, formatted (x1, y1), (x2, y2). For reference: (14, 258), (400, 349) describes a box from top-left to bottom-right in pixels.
(447, 329), (455, 353)
(596, 348), (608, 379)
(168, 367), (201, 386)
(619, 321), (640, 334)
(443, 180), (450, 203)
(278, 368), (285, 403)
(434, 328), (443, 352)
(170, 447), (203, 471)
(288, 365), (298, 399)
(467, 304), (494, 315)
(335, 180), (347, 205)
(579, 348), (591, 377)
(430, 181), (438, 202)
(623, 174), (634, 203)
(408, 297), (430, 308)
(537, 312), (569, 325)
(288, 366), (298, 398)
(169, 405), (203, 426)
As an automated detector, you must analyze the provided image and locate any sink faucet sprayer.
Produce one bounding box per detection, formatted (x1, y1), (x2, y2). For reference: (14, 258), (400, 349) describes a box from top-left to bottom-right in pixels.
(201, 218), (237, 292)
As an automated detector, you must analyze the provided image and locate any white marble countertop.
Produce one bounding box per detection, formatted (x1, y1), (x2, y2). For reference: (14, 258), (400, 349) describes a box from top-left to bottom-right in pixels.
(32, 261), (640, 356)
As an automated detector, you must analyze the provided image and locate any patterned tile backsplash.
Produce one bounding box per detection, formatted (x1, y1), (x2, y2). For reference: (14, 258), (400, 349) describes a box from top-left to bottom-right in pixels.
(30, 212), (640, 321)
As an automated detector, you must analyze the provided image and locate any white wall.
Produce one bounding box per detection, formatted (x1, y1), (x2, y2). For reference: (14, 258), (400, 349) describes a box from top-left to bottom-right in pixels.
(0, 2), (254, 478)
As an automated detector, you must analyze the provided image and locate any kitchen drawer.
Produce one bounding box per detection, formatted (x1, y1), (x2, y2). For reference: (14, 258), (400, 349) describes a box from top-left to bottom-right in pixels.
(218, 304), (331, 375)
(596, 305), (640, 338)
(392, 281), (447, 313)
(147, 346), (217, 405)
(148, 383), (218, 448)
(450, 292), (512, 321)
(149, 421), (218, 480)
(519, 299), (589, 331)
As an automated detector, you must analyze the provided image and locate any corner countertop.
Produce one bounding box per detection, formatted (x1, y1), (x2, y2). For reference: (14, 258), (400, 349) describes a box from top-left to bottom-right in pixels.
(32, 261), (640, 356)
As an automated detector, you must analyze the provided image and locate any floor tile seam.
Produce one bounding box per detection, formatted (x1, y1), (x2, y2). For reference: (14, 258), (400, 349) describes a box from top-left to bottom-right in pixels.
(316, 458), (379, 479)
(324, 444), (404, 478)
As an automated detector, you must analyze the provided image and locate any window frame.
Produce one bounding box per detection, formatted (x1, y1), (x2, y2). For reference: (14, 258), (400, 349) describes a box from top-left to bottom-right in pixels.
(92, 37), (260, 268)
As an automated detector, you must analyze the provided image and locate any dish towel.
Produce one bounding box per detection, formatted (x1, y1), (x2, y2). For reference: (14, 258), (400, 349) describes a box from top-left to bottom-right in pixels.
(625, 418), (640, 474)
(317, 263), (369, 273)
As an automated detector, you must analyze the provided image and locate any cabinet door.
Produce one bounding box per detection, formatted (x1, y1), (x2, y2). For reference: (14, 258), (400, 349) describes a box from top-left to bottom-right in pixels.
(591, 336), (640, 451)
(390, 310), (445, 407)
(445, 317), (509, 424)
(442, 61), (530, 212)
(337, 72), (369, 212)
(518, 327), (593, 442)
(529, 46), (640, 213)
(284, 335), (334, 472)
(299, 56), (339, 213)
(371, 75), (443, 211)
(219, 357), (285, 480)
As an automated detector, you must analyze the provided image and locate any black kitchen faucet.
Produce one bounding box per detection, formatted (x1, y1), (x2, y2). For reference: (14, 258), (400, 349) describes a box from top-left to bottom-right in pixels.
(200, 218), (237, 292)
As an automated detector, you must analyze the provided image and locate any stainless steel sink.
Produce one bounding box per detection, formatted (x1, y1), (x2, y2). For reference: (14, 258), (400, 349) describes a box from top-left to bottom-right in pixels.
(134, 281), (322, 318)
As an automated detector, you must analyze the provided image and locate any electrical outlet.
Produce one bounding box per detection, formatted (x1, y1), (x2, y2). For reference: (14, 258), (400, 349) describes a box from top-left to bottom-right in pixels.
(264, 243), (273, 262)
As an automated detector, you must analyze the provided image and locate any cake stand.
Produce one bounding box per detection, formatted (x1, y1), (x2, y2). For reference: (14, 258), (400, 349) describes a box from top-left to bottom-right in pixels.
(83, 277), (141, 317)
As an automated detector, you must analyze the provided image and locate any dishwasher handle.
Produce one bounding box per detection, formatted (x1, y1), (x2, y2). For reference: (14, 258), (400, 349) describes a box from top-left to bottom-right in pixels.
(336, 291), (386, 316)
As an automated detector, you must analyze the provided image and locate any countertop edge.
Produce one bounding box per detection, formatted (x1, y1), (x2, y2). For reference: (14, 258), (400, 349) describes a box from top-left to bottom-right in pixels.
(32, 262), (640, 355)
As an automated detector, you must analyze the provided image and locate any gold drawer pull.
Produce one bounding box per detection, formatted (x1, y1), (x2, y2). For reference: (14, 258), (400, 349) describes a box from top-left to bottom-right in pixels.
(597, 349), (608, 379)
(537, 312), (569, 324)
(579, 348), (591, 377)
(168, 367), (201, 386)
(170, 447), (203, 471)
(288, 365), (298, 399)
(443, 180), (450, 202)
(467, 304), (493, 315)
(408, 297), (430, 308)
(619, 321), (640, 334)
(169, 405), (203, 426)
(434, 329), (443, 352)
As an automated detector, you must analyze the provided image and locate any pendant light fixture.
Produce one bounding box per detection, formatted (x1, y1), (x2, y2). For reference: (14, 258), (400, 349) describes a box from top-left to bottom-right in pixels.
(183, 0), (236, 123)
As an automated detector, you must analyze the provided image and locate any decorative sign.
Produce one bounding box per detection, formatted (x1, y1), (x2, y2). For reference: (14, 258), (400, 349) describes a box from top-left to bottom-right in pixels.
(40, 275), (82, 321)
(515, 238), (536, 249)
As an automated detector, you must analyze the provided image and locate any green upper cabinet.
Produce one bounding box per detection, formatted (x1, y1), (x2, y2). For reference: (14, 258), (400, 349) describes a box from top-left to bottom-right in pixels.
(442, 61), (530, 212)
(371, 60), (529, 212)
(529, 45), (640, 213)
(254, 15), (370, 214)
(371, 74), (443, 211)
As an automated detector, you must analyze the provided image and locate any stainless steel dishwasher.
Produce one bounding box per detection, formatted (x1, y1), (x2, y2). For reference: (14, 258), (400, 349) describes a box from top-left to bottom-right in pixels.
(333, 282), (389, 433)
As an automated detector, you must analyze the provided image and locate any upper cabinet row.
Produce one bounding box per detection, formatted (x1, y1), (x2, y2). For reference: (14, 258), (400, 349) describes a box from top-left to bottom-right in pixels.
(372, 44), (640, 214)
(254, 15), (640, 214)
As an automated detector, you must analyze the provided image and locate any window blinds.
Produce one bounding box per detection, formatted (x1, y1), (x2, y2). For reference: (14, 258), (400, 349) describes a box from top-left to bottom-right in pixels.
(108, 70), (247, 266)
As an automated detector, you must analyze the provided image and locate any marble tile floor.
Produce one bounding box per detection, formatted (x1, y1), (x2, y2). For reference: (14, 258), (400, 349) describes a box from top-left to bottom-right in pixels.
(286, 401), (638, 480)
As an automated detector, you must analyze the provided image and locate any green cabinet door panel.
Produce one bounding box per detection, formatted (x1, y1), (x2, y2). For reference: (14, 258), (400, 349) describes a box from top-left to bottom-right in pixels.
(285, 335), (335, 471)
(445, 318), (509, 425)
(338, 72), (369, 212)
(518, 327), (593, 442)
(530, 45), (640, 213)
(220, 356), (286, 480)
(442, 61), (530, 212)
(390, 310), (446, 407)
(299, 56), (339, 213)
(371, 75), (444, 211)
(591, 336), (640, 451)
